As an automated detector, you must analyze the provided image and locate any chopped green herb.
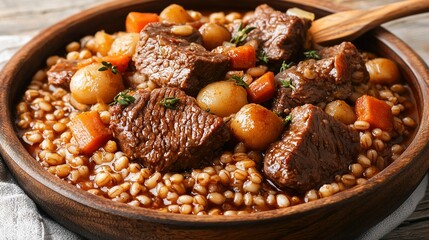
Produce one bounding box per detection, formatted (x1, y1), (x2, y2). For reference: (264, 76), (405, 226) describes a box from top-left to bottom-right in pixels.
(280, 78), (296, 91)
(111, 90), (135, 106)
(205, 108), (212, 113)
(284, 114), (292, 125)
(230, 23), (256, 45)
(98, 61), (119, 74)
(303, 50), (321, 60)
(257, 50), (268, 64)
(231, 75), (249, 89)
(280, 61), (294, 72)
(160, 97), (180, 110)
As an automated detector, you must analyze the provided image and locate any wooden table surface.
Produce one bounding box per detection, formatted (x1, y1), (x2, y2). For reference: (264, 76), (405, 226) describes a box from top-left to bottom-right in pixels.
(0, 0), (428, 239)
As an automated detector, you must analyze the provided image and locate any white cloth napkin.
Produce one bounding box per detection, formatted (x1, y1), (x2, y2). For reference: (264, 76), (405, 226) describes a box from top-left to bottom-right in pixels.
(0, 158), (80, 240)
(359, 174), (428, 240)
(0, 155), (427, 239)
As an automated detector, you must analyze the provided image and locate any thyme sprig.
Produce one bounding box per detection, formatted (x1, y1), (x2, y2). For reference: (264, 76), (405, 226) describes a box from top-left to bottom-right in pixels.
(160, 97), (180, 110)
(257, 50), (269, 64)
(280, 61), (294, 72)
(284, 114), (292, 125)
(230, 23), (256, 45)
(111, 90), (135, 106)
(231, 75), (249, 89)
(98, 61), (119, 74)
(280, 77), (296, 91)
(303, 50), (321, 60)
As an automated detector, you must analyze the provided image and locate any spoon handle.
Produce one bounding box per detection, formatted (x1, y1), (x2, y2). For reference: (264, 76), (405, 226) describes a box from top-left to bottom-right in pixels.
(366, 0), (429, 27)
(311, 0), (429, 45)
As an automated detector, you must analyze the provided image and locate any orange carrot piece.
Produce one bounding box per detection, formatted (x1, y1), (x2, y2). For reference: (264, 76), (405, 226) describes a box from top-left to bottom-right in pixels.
(227, 45), (256, 70)
(101, 55), (131, 73)
(355, 95), (393, 131)
(126, 12), (159, 33)
(69, 111), (112, 155)
(247, 71), (276, 103)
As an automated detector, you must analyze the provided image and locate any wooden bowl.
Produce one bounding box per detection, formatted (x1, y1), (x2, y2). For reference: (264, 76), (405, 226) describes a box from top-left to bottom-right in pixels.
(1, 0), (428, 239)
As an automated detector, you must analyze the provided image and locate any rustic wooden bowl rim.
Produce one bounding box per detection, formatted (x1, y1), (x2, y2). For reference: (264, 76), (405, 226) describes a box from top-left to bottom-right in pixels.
(0, 0), (428, 227)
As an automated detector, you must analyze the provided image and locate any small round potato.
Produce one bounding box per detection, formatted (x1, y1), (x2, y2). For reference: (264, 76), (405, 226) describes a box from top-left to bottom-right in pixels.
(324, 100), (356, 125)
(93, 30), (114, 56)
(70, 63), (124, 105)
(365, 58), (401, 85)
(196, 81), (247, 117)
(160, 4), (193, 24)
(230, 104), (284, 150)
(199, 23), (231, 50)
(108, 32), (140, 57)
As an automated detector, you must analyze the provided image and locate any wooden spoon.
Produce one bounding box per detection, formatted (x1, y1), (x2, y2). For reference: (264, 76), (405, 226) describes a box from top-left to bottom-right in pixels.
(310, 0), (429, 45)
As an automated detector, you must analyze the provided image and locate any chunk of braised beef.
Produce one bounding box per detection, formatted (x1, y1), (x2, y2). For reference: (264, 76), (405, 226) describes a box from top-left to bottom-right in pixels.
(46, 59), (79, 89)
(264, 104), (360, 193)
(133, 22), (230, 96)
(318, 41), (369, 84)
(109, 87), (230, 172)
(272, 42), (368, 115)
(245, 4), (311, 66)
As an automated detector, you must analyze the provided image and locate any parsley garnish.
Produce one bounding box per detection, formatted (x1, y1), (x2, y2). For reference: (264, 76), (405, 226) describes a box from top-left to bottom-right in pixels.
(111, 90), (135, 106)
(303, 50), (321, 60)
(284, 114), (292, 125)
(231, 75), (249, 89)
(280, 61), (294, 72)
(280, 77), (296, 91)
(230, 23), (256, 45)
(98, 61), (119, 74)
(257, 50), (268, 64)
(160, 97), (180, 110)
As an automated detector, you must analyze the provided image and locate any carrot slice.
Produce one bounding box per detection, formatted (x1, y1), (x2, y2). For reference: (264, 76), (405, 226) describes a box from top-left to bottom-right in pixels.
(126, 12), (159, 33)
(101, 55), (131, 73)
(227, 45), (256, 70)
(69, 111), (112, 155)
(247, 71), (276, 103)
(355, 95), (393, 131)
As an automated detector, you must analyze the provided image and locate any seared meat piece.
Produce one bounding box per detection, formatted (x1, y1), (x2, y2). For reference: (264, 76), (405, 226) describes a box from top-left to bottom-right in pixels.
(134, 22), (230, 96)
(264, 104), (360, 193)
(272, 42), (368, 115)
(46, 59), (78, 88)
(318, 42), (369, 84)
(109, 87), (230, 172)
(245, 4), (310, 65)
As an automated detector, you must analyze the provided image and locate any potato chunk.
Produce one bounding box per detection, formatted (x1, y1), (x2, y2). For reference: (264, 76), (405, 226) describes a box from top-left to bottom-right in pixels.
(160, 4), (193, 24)
(365, 58), (401, 85)
(70, 63), (124, 105)
(196, 81), (248, 117)
(230, 104), (284, 150)
(108, 32), (140, 57)
(324, 100), (356, 125)
(199, 23), (231, 50)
